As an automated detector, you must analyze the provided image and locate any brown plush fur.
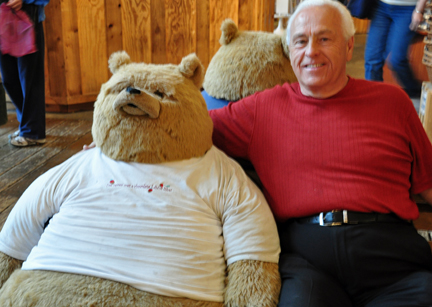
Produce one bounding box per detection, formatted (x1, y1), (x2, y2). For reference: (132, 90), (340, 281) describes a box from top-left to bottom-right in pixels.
(0, 259), (279, 307)
(203, 19), (297, 102)
(224, 260), (281, 307)
(0, 52), (281, 306)
(0, 269), (223, 307)
(0, 252), (21, 289)
(92, 52), (213, 163)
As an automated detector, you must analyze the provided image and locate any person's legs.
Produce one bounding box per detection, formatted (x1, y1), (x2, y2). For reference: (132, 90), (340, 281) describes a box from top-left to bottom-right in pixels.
(0, 53), (24, 124)
(278, 219), (432, 307)
(278, 221), (354, 307)
(364, 271), (432, 307)
(17, 21), (46, 140)
(364, 1), (392, 81)
(343, 222), (432, 306)
(278, 253), (353, 307)
(386, 5), (422, 97)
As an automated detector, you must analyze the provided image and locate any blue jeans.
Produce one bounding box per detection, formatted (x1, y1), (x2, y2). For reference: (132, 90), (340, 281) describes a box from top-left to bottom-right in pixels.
(364, 1), (422, 98)
(0, 21), (46, 140)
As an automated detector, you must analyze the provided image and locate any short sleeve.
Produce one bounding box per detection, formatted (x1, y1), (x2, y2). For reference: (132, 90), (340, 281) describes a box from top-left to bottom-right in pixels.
(0, 152), (85, 260)
(217, 159), (280, 265)
(209, 94), (258, 159)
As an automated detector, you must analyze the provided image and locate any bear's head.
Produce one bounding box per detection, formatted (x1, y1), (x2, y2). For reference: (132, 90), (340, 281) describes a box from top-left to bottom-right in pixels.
(203, 18), (297, 103)
(92, 51), (213, 164)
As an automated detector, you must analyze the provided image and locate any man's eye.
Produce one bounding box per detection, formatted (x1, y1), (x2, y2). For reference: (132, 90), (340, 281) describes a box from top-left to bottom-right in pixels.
(294, 40), (306, 46)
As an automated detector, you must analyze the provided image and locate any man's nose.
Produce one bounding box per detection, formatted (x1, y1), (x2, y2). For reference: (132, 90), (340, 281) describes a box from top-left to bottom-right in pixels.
(305, 40), (319, 57)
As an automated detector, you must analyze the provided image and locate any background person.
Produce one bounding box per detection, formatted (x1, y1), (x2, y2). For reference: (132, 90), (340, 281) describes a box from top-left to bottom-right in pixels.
(364, 0), (428, 98)
(209, 0), (432, 306)
(0, 0), (49, 147)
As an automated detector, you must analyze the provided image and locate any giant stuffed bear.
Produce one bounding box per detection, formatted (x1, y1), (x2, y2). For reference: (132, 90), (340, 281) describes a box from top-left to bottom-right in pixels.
(0, 52), (281, 306)
(202, 18), (297, 110)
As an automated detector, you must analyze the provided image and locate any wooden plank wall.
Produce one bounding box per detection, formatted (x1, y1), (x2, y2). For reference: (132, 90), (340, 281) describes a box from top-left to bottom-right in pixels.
(43, 0), (274, 112)
(353, 17), (369, 34)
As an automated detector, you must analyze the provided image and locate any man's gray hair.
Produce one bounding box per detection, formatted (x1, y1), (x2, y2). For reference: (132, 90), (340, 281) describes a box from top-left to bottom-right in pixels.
(286, 0), (356, 45)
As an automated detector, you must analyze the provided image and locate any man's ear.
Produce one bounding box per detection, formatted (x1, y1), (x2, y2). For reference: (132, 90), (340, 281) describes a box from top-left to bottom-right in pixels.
(346, 36), (355, 62)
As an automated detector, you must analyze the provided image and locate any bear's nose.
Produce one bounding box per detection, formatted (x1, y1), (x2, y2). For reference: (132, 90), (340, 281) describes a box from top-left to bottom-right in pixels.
(126, 87), (141, 95)
(113, 88), (160, 118)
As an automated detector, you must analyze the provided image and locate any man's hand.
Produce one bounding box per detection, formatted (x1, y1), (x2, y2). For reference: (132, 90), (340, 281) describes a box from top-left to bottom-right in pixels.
(82, 142), (96, 150)
(420, 188), (432, 205)
(6, 0), (22, 11)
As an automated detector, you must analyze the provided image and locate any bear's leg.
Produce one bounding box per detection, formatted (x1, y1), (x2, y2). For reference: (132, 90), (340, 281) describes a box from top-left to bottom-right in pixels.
(0, 269), (223, 307)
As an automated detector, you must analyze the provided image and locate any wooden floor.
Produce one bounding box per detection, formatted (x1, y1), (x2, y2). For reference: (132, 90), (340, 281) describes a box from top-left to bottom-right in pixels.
(0, 110), (432, 249)
(0, 112), (93, 228)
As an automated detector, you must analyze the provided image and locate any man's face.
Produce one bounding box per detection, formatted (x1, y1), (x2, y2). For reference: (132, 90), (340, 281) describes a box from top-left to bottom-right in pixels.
(288, 5), (354, 98)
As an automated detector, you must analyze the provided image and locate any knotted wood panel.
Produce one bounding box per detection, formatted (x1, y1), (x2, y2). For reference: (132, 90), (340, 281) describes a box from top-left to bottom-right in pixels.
(43, 0), (274, 112)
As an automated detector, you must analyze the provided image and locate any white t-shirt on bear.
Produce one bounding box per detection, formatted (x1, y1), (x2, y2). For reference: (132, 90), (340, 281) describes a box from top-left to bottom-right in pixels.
(0, 146), (280, 302)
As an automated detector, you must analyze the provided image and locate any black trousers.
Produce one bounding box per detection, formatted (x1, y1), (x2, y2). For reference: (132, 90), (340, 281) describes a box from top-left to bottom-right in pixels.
(278, 220), (432, 307)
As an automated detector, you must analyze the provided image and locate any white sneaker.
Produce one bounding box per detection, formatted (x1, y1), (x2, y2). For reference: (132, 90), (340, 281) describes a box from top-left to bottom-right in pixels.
(9, 136), (46, 147)
(8, 130), (20, 140)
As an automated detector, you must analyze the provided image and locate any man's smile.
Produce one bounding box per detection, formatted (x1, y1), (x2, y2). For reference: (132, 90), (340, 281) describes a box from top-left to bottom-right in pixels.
(303, 63), (325, 68)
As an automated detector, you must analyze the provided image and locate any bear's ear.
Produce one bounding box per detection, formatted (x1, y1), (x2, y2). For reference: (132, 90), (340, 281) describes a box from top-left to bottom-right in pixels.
(179, 53), (204, 89)
(219, 18), (238, 45)
(108, 51), (132, 74)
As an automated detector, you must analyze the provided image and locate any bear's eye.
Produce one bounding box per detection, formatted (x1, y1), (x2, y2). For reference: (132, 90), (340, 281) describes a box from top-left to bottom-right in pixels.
(154, 90), (164, 98)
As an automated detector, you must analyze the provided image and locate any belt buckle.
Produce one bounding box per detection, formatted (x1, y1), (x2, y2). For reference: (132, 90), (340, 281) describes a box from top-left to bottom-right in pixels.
(319, 210), (345, 226)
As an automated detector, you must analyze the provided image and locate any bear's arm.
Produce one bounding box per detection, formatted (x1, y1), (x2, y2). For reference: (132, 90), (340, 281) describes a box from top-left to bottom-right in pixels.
(0, 252), (22, 289)
(0, 171), (62, 260)
(213, 153), (281, 306)
(0, 151), (88, 261)
(225, 260), (280, 307)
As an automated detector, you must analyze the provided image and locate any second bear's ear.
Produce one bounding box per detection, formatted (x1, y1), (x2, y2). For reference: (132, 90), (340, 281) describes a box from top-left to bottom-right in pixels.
(108, 51), (132, 74)
(219, 18), (238, 46)
(178, 53), (205, 90)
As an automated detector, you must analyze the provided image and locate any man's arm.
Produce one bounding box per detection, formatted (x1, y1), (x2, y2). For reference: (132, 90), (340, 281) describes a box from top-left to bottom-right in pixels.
(420, 188), (432, 205)
(209, 95), (257, 158)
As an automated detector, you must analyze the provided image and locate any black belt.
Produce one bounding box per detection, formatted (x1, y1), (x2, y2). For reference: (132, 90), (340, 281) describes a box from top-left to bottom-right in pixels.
(297, 210), (406, 226)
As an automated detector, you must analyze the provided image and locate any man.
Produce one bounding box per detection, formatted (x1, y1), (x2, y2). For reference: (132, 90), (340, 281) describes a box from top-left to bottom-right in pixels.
(209, 0), (432, 306)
